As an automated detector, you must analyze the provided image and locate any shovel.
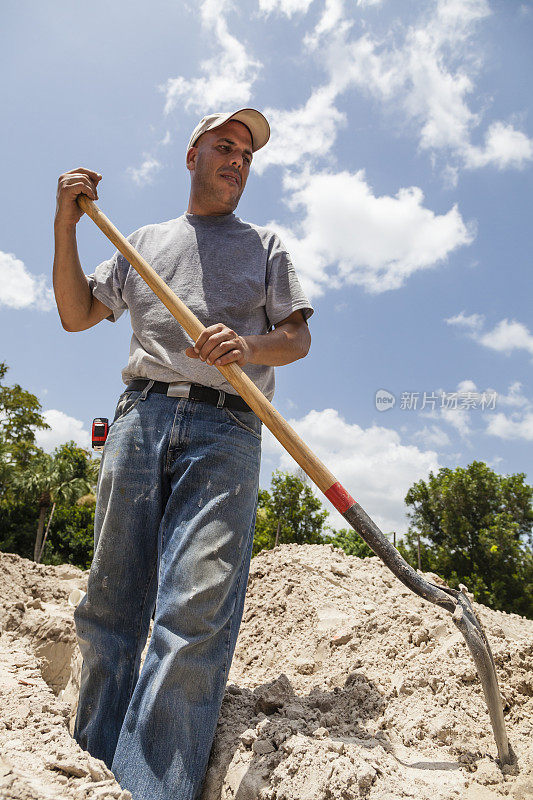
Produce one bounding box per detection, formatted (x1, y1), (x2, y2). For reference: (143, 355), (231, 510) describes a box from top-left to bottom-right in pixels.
(77, 194), (511, 765)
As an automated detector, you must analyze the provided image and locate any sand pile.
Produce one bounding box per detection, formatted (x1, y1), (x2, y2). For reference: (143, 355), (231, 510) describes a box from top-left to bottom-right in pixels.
(0, 552), (129, 799)
(0, 545), (532, 800)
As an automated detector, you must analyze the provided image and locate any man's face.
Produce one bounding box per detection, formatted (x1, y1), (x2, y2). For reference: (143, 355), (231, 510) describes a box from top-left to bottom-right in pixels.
(186, 119), (254, 214)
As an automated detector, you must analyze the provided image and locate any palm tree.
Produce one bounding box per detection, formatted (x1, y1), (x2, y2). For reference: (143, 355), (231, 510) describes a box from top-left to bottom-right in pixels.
(13, 441), (99, 562)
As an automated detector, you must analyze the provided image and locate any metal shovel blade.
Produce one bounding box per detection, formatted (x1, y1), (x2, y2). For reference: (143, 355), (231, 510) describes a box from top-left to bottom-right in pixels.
(343, 501), (511, 765)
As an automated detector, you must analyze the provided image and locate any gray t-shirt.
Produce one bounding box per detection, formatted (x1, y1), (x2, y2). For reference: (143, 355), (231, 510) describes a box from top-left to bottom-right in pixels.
(87, 212), (313, 401)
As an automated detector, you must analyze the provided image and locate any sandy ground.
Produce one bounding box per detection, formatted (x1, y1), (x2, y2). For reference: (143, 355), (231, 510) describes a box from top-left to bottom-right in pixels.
(0, 544), (532, 800)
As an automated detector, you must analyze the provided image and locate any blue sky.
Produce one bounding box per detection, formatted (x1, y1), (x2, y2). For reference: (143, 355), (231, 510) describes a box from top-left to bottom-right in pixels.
(1, 0), (532, 534)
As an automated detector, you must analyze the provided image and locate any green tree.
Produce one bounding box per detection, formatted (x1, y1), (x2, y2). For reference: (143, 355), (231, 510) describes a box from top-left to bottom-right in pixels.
(0, 496), (96, 569)
(325, 527), (375, 558)
(0, 437), (15, 499)
(0, 500), (38, 560)
(403, 461), (533, 618)
(0, 361), (50, 476)
(0, 361), (50, 557)
(13, 441), (99, 562)
(0, 363), (100, 568)
(253, 470), (329, 556)
(41, 500), (96, 569)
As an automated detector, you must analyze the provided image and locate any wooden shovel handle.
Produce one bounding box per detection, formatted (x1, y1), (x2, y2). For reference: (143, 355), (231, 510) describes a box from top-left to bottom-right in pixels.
(77, 196), (347, 504)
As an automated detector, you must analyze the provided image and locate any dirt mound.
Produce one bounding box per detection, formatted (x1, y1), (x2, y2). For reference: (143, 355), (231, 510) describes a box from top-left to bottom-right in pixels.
(0, 552), (130, 799)
(203, 545), (533, 799)
(1, 545), (532, 800)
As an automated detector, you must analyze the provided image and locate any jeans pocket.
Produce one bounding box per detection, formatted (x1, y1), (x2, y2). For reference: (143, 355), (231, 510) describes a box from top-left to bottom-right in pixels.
(112, 391), (142, 424)
(223, 407), (262, 440)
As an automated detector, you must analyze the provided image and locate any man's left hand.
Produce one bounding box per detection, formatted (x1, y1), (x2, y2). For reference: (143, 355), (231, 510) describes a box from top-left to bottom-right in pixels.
(185, 323), (251, 367)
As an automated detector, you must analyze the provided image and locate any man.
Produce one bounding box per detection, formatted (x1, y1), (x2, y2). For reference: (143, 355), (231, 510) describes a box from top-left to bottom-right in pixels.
(53, 108), (313, 800)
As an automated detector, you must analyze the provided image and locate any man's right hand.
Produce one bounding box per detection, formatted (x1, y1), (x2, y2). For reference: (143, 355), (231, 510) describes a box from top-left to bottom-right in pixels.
(55, 168), (102, 228)
(53, 167), (112, 332)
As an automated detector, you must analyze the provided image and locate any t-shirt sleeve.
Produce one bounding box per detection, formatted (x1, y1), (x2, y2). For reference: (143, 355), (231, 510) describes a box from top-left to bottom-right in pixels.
(265, 234), (314, 328)
(86, 232), (140, 322)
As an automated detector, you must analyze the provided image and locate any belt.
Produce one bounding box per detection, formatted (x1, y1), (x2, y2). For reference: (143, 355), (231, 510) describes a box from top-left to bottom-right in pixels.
(126, 380), (252, 413)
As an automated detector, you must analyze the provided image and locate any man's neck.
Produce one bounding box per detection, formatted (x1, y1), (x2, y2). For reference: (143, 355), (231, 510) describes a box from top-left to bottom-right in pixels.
(187, 195), (235, 217)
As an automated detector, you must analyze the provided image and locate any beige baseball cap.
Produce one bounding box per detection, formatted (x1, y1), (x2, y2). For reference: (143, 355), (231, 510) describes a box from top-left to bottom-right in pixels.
(186, 108), (270, 154)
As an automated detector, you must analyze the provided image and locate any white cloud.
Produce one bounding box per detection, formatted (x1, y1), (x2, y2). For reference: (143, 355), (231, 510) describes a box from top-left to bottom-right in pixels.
(267, 167), (474, 297)
(420, 379), (478, 439)
(486, 411), (533, 442)
(479, 319), (533, 357)
(446, 310), (484, 333)
(258, 0), (382, 22)
(306, 0), (347, 46)
(484, 381), (533, 442)
(456, 378), (477, 394)
(465, 121), (533, 170)
(254, 88), (346, 174)
(413, 425), (451, 448)
(258, 0), (313, 15)
(35, 410), (91, 452)
(442, 164), (459, 189)
(147, 0), (530, 184)
(127, 156), (162, 186)
(0, 251), (54, 311)
(161, 0), (261, 115)
(440, 404), (471, 438)
(264, 407), (439, 533)
(447, 312), (533, 358)
(419, 379), (533, 444)
(420, 379), (502, 441)
(496, 382), (530, 409)
(303, 0), (532, 174)
(316, 1), (487, 148)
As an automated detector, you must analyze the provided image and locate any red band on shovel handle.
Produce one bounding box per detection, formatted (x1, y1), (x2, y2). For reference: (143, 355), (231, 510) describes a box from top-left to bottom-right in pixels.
(325, 482), (355, 514)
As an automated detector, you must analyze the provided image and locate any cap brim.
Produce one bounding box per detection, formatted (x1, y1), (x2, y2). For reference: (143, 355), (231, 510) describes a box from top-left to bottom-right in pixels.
(188, 108), (270, 154)
(226, 108), (270, 152)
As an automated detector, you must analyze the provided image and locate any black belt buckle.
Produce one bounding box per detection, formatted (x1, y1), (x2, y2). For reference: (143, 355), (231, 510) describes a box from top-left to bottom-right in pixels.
(127, 379), (252, 413)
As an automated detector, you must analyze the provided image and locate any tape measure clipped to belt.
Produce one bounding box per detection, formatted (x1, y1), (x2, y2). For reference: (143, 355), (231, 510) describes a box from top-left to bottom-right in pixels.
(92, 418), (109, 451)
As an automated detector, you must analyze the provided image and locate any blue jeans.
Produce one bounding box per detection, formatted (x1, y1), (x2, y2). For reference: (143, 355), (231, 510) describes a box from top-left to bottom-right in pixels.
(73, 385), (261, 800)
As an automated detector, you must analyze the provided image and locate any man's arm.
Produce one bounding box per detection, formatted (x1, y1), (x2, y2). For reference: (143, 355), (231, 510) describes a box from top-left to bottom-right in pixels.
(184, 310), (311, 368)
(53, 168), (113, 332)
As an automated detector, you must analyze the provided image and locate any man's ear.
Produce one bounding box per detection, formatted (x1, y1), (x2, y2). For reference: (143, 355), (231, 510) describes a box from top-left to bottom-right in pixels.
(186, 146), (197, 172)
